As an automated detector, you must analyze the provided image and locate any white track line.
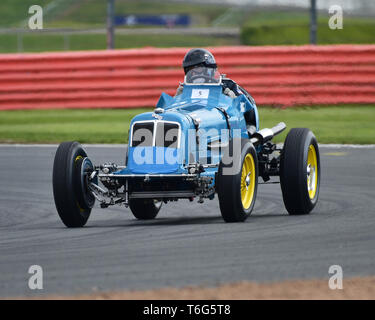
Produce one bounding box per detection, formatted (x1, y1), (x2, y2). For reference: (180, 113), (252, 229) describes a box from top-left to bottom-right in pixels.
(0, 144), (375, 148)
(0, 144), (125, 148)
(318, 144), (375, 149)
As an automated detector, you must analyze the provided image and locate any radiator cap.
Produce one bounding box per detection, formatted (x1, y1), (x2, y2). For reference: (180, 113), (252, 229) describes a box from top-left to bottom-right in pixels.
(154, 107), (165, 114)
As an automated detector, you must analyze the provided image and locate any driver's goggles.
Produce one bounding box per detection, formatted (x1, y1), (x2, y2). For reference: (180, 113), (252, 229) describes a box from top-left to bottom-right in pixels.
(190, 67), (204, 76)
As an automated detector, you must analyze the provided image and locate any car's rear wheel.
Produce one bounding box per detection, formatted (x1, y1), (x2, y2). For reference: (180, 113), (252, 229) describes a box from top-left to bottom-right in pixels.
(280, 128), (320, 215)
(53, 141), (95, 227)
(217, 138), (258, 222)
(129, 199), (162, 220)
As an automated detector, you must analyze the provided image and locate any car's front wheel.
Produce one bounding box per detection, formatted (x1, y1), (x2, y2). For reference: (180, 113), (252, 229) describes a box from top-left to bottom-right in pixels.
(53, 141), (96, 227)
(217, 138), (258, 222)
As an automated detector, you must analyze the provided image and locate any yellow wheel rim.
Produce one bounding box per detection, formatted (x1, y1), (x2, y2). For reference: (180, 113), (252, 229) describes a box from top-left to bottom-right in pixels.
(307, 144), (318, 199)
(241, 153), (255, 210)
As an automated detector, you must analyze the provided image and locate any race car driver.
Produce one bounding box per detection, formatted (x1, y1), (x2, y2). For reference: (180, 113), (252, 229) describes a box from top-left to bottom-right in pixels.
(175, 48), (255, 104)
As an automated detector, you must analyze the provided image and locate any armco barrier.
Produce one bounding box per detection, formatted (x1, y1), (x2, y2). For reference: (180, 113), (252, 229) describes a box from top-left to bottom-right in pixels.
(0, 45), (375, 110)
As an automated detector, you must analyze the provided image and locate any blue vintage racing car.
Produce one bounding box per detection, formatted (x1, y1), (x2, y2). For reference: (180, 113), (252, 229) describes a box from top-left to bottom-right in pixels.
(53, 69), (320, 227)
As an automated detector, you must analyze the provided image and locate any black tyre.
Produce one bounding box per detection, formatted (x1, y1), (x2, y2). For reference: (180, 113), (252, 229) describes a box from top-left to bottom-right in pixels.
(129, 199), (162, 220)
(53, 141), (95, 227)
(217, 138), (258, 222)
(280, 128), (320, 215)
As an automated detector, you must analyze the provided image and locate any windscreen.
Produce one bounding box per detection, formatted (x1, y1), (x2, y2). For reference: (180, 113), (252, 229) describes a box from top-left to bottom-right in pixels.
(184, 66), (221, 85)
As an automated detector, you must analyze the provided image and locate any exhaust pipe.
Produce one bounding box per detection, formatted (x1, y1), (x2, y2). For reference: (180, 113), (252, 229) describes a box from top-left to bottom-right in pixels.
(250, 122), (286, 145)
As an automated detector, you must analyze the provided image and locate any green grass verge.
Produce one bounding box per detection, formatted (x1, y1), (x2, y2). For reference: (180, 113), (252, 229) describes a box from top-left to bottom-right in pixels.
(2, 2), (374, 52)
(0, 0), (54, 27)
(0, 108), (147, 144)
(0, 33), (238, 53)
(0, 0), (227, 28)
(259, 105), (375, 144)
(241, 11), (375, 45)
(0, 106), (374, 144)
(51, 0), (226, 27)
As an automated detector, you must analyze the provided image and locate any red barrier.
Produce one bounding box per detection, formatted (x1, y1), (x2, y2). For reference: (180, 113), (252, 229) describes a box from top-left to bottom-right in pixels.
(0, 45), (375, 110)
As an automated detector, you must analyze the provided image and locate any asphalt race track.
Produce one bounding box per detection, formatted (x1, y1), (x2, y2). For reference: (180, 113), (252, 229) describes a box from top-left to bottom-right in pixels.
(0, 144), (374, 297)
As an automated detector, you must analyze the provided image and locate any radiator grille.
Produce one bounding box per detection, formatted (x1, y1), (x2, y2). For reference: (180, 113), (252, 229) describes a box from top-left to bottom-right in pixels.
(155, 122), (179, 149)
(131, 122), (154, 147)
(131, 121), (180, 148)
